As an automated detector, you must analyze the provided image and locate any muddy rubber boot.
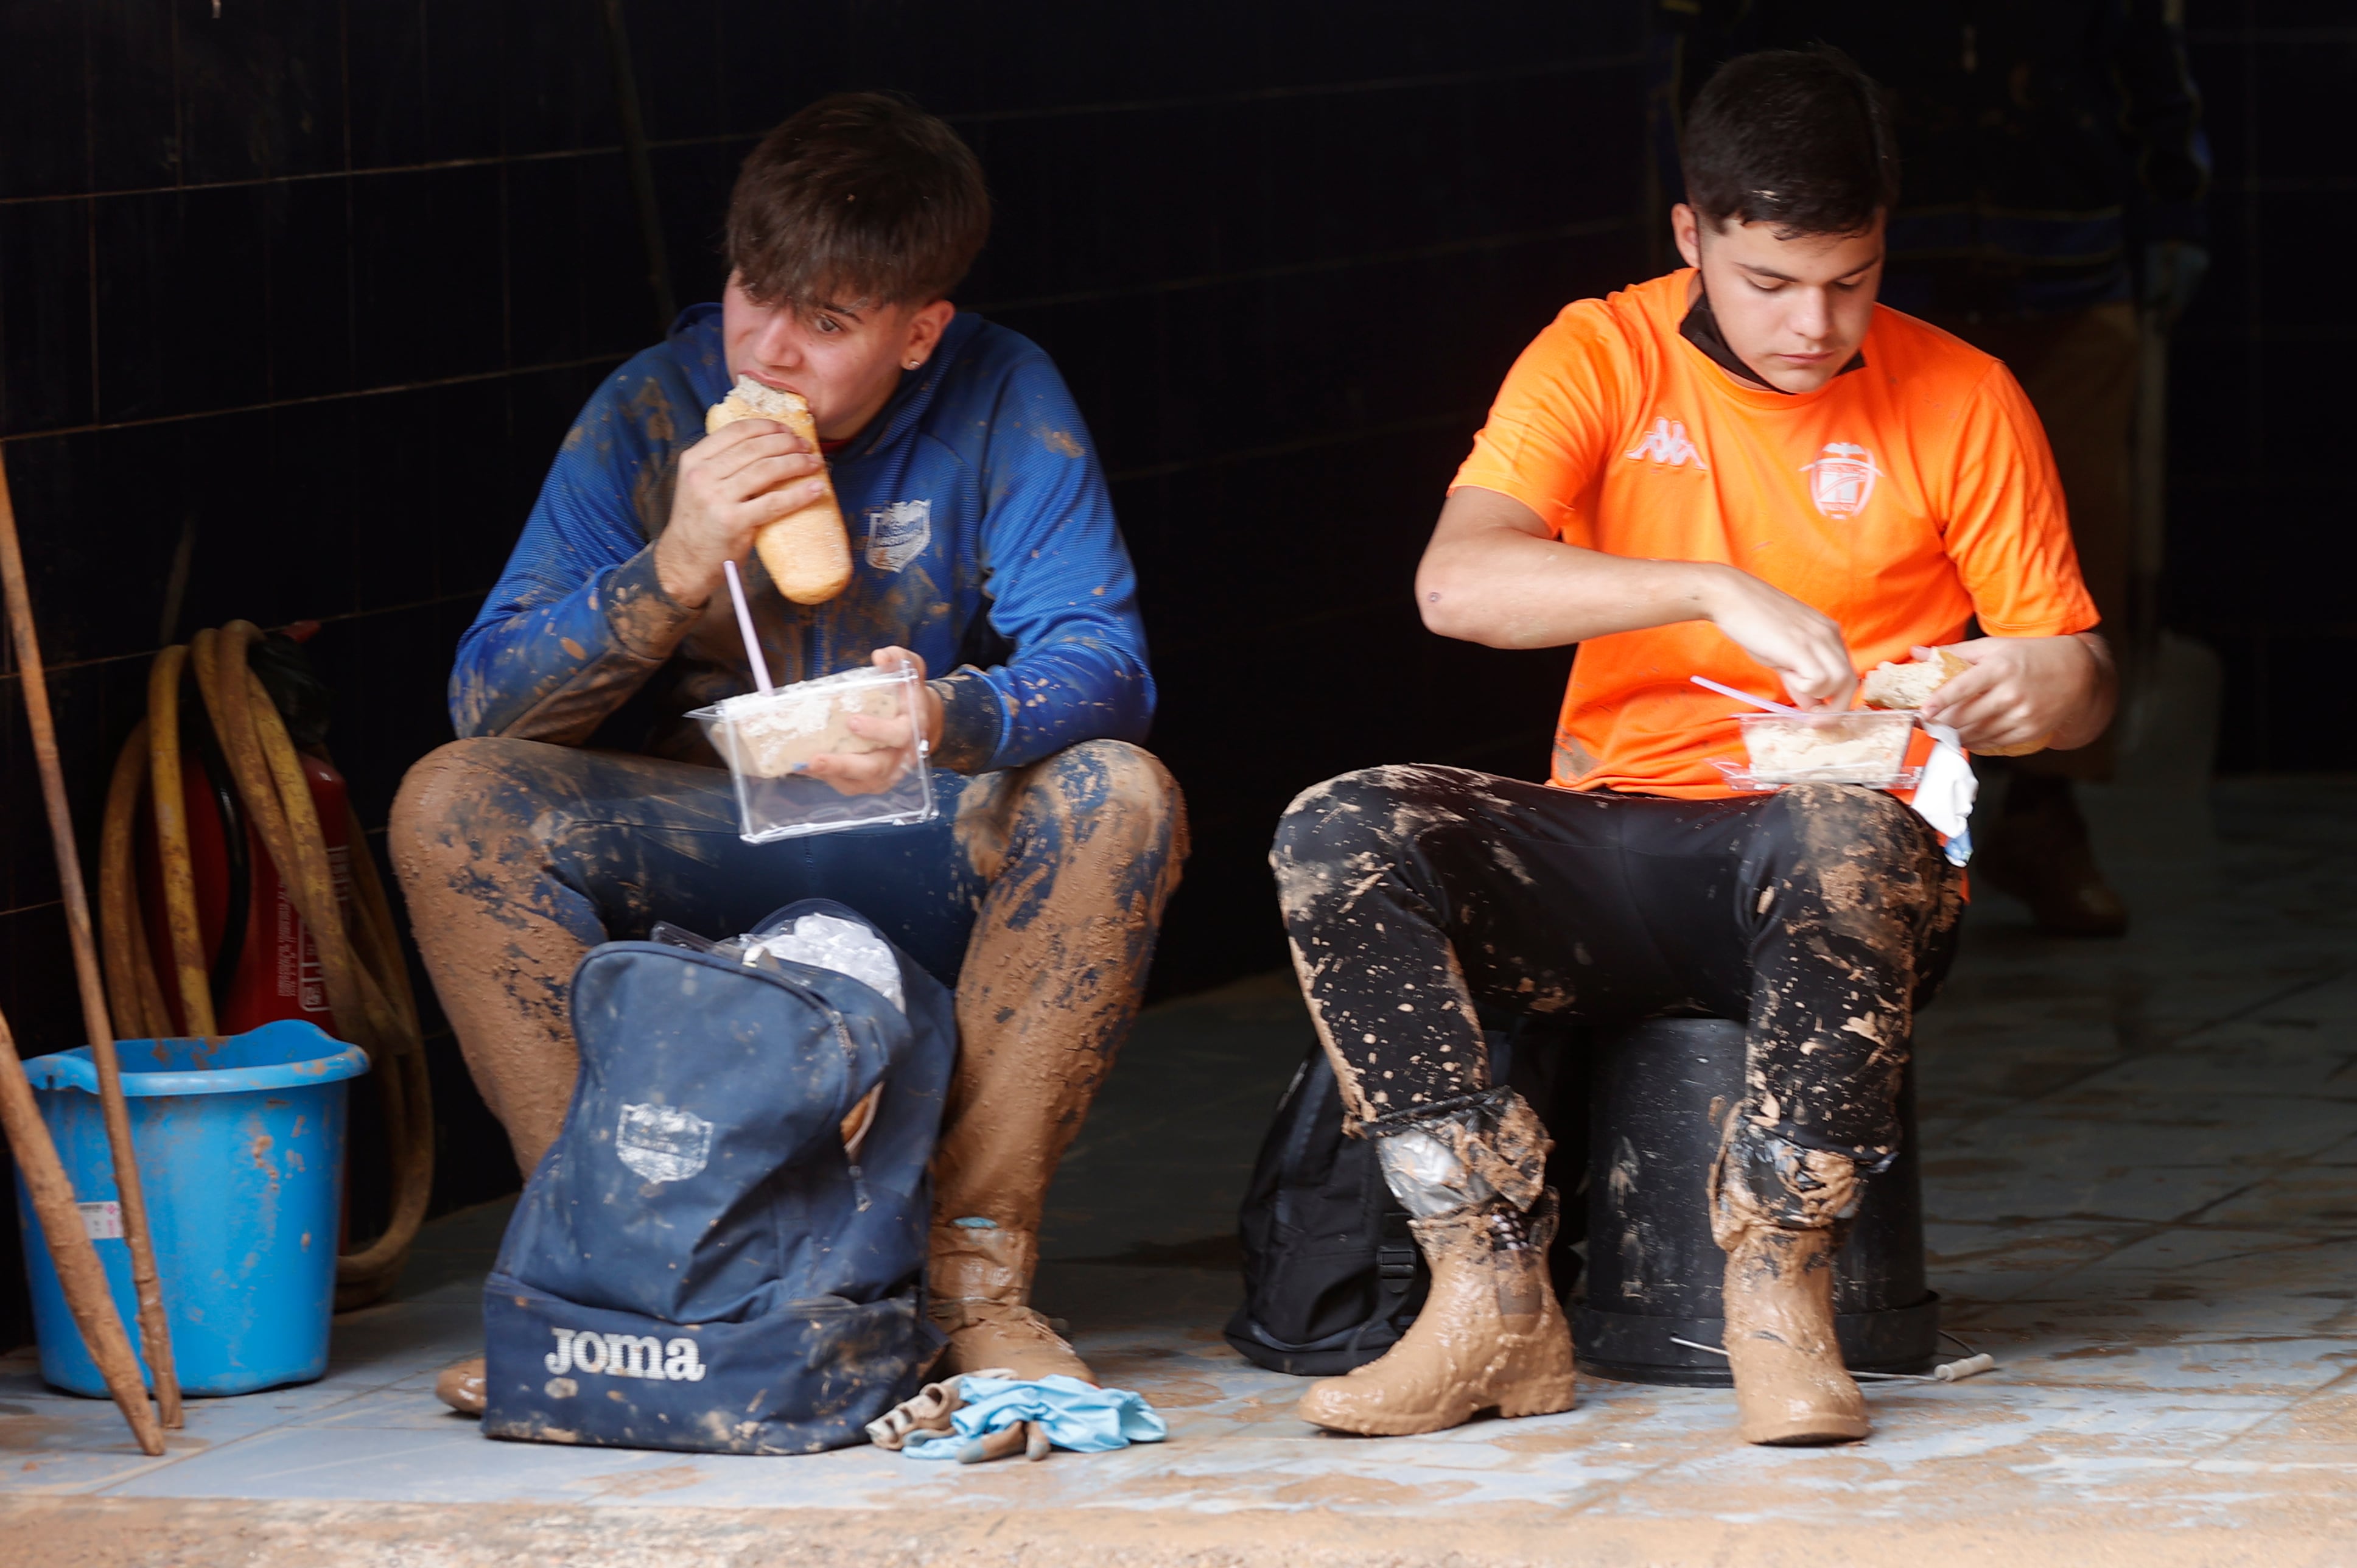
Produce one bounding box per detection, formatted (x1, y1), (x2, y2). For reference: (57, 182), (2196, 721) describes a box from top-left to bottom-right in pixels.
(928, 1220), (1096, 1384)
(1718, 1222), (1869, 1446)
(1298, 1200), (1575, 1437)
(1975, 774), (2128, 937)
(433, 1355), (486, 1417)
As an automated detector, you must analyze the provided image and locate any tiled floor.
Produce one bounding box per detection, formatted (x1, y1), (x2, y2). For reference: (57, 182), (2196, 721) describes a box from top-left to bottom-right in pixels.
(9, 645), (2357, 1563)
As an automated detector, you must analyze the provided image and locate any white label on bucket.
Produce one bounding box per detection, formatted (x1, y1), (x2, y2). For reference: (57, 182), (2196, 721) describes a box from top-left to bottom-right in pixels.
(615, 1103), (714, 1183)
(79, 1201), (122, 1240)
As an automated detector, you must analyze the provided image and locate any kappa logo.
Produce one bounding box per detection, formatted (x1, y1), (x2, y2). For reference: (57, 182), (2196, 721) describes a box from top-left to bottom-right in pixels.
(615, 1102), (712, 1183)
(544, 1327), (708, 1382)
(1801, 443), (1884, 519)
(864, 499), (932, 573)
(1624, 416), (1708, 471)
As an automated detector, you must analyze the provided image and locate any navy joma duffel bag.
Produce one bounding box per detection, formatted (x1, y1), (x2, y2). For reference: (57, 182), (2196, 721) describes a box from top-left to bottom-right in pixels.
(481, 899), (956, 1454)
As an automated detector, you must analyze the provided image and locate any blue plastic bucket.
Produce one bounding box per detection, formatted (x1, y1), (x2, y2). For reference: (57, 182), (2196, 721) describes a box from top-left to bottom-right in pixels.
(11, 1020), (369, 1398)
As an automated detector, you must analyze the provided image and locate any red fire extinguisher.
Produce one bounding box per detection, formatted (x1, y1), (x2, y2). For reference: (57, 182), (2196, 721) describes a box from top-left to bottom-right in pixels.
(132, 623), (356, 1039)
(136, 751), (354, 1038)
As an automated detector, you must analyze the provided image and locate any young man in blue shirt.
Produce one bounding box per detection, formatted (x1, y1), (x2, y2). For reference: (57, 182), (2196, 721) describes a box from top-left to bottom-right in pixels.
(391, 95), (1185, 1413)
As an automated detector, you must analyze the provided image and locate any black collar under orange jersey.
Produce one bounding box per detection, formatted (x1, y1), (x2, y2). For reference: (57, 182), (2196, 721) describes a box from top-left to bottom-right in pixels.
(1680, 285), (1866, 393)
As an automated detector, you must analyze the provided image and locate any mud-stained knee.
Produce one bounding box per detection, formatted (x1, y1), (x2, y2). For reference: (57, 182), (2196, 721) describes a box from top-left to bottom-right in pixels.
(1281, 763), (1466, 827)
(1271, 765), (1443, 871)
(1768, 782), (1928, 858)
(388, 737), (555, 873)
(1039, 740), (1186, 852)
(1765, 782), (1945, 926)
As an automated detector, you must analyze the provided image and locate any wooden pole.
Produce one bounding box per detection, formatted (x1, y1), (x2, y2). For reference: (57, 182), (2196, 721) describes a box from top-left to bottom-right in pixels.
(0, 447), (183, 1428)
(0, 1006), (163, 1453)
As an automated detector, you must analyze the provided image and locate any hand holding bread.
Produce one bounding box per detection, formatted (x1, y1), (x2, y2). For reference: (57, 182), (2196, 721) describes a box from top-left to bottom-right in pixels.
(704, 377), (854, 605)
(1862, 645), (2052, 756)
(654, 389), (831, 607)
(797, 648), (944, 796)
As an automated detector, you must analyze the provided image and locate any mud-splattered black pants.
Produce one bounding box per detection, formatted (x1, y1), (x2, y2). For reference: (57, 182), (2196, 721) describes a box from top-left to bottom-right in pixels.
(1271, 766), (1964, 1217)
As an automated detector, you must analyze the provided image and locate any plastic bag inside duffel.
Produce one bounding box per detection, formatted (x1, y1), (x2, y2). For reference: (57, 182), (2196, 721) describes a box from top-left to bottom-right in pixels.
(482, 899), (955, 1454)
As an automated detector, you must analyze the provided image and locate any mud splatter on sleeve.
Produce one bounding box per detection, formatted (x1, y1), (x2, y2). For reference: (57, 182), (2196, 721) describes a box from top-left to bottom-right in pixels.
(449, 362), (703, 743)
(929, 671), (1012, 775)
(957, 351), (1154, 773)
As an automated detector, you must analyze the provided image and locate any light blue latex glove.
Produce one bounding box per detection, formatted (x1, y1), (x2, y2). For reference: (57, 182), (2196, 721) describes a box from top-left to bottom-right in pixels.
(900, 1374), (1169, 1460)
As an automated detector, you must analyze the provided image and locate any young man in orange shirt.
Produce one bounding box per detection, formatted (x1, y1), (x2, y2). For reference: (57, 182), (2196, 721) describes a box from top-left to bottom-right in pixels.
(1271, 49), (2112, 1446)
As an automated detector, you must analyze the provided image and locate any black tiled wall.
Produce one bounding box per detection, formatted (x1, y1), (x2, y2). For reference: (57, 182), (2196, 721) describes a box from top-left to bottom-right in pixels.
(0, 2), (1646, 1346)
(2167, 5), (2357, 769)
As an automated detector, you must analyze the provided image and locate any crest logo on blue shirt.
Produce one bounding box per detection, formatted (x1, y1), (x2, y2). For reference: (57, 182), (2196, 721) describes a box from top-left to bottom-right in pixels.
(864, 500), (933, 573)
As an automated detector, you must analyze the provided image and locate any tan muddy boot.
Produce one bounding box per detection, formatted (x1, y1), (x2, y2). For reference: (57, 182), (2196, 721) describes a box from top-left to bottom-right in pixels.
(928, 1220), (1096, 1384)
(1298, 1202), (1575, 1437)
(433, 1354), (486, 1416)
(1719, 1222), (1869, 1446)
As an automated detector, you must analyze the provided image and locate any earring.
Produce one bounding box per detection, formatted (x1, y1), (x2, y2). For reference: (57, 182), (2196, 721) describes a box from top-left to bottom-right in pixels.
(905, 359), (921, 369)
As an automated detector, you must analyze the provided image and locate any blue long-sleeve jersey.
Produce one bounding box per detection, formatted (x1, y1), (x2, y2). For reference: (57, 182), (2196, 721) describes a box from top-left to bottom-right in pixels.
(450, 307), (1154, 774)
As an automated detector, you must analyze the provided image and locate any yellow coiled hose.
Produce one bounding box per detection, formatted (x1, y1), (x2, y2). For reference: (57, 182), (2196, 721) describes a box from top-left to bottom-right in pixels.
(97, 620), (432, 1309)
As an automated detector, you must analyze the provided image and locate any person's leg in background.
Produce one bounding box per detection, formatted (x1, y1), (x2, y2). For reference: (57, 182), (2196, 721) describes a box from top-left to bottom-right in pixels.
(390, 735), (1185, 1397)
(1935, 303), (2139, 935)
(1270, 769), (1961, 1443)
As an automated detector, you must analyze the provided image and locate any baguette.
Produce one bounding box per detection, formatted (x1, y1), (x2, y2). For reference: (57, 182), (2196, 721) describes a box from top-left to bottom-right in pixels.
(1860, 648), (2050, 756)
(704, 376), (853, 605)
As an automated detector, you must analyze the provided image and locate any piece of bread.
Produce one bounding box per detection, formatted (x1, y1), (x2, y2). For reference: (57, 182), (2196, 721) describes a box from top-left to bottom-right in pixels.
(727, 682), (900, 778)
(1860, 648), (2050, 756)
(704, 376), (853, 605)
(1860, 648), (1971, 711)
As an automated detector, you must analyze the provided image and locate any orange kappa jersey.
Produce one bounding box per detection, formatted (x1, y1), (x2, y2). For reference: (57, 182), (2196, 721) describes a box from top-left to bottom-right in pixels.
(1451, 269), (2099, 799)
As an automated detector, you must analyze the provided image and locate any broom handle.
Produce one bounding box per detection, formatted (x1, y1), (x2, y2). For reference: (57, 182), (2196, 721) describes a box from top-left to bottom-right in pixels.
(0, 449), (183, 1429)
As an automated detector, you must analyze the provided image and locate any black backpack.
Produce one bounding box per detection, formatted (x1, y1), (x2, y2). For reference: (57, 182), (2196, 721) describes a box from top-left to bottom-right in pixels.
(1224, 1020), (1587, 1376)
(1222, 1044), (1427, 1374)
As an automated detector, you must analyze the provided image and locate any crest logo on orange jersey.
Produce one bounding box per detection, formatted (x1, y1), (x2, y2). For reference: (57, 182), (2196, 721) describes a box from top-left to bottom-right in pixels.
(1801, 443), (1883, 519)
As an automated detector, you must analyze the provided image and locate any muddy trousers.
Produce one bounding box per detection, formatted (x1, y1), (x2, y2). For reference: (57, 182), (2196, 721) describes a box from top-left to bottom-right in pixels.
(390, 737), (1186, 1240)
(1270, 768), (1963, 1224)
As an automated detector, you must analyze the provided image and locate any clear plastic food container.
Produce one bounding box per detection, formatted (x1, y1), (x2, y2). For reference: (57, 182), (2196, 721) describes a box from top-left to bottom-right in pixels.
(689, 663), (936, 842)
(1715, 709), (1920, 791)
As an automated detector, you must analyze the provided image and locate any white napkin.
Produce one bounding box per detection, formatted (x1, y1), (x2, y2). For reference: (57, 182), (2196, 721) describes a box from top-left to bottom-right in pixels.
(1910, 722), (1977, 866)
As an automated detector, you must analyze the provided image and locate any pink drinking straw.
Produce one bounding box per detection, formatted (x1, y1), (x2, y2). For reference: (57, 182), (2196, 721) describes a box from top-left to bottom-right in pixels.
(722, 559), (776, 695)
(1689, 674), (1802, 715)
